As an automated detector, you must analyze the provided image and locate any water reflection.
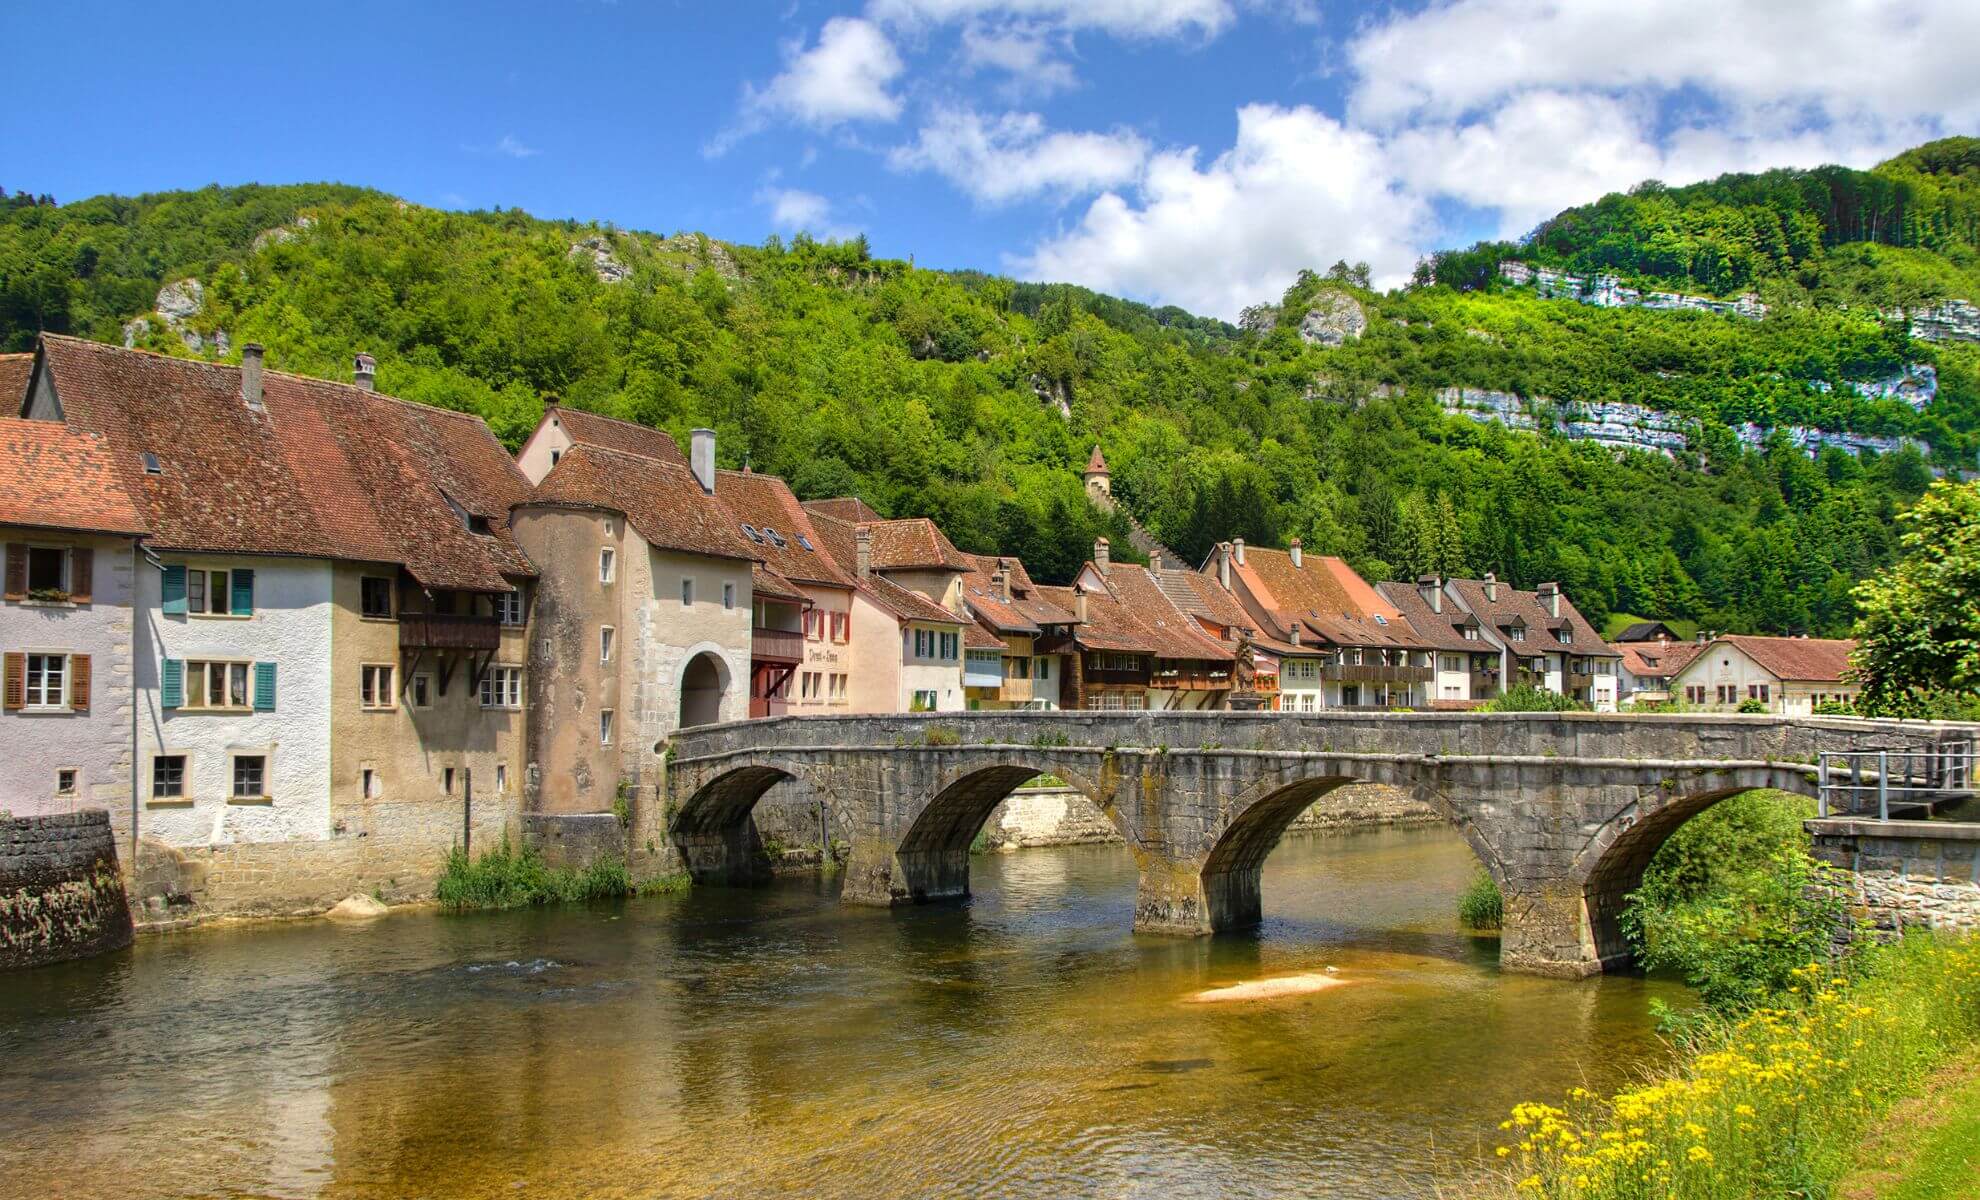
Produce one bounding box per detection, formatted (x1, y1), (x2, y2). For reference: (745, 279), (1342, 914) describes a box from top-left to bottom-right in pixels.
(0, 826), (1685, 1199)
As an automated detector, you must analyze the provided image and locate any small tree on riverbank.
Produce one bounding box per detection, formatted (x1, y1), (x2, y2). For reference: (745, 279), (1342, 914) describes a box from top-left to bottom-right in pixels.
(1851, 478), (1980, 717)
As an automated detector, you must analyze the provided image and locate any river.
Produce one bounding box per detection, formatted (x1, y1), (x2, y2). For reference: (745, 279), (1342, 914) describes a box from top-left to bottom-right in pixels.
(0, 826), (1688, 1199)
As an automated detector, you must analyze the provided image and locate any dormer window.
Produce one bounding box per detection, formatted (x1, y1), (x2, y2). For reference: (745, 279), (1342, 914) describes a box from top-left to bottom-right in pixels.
(741, 524), (765, 544)
(763, 527), (788, 549)
(467, 515), (492, 536)
(141, 451), (163, 475)
(1556, 628), (1573, 644)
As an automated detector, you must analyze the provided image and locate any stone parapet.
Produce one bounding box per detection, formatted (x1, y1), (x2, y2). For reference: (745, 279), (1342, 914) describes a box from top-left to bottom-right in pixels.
(0, 809), (133, 970)
(1808, 818), (1980, 936)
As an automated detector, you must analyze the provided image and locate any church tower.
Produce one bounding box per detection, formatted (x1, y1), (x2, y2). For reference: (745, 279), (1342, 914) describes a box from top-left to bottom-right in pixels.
(1083, 445), (1113, 511)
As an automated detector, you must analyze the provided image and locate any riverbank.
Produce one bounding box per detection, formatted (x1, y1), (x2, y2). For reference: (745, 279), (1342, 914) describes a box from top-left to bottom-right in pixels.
(1838, 1057), (1980, 1199)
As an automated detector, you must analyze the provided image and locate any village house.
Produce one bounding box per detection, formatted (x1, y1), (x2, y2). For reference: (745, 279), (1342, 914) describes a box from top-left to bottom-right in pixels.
(1375, 576), (1496, 706)
(17, 336), (536, 866)
(957, 553), (1075, 710)
(1, 375), (149, 838)
(804, 511), (969, 712)
(1031, 538), (1234, 711)
(1670, 634), (1859, 715)
(1609, 636), (1700, 707)
(1441, 574), (1621, 710)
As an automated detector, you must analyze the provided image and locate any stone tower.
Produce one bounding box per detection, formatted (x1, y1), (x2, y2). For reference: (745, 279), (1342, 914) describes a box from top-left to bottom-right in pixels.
(1083, 445), (1113, 511)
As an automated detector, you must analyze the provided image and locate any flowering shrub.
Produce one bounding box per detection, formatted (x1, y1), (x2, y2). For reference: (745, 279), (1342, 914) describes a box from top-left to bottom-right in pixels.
(1483, 934), (1980, 1199)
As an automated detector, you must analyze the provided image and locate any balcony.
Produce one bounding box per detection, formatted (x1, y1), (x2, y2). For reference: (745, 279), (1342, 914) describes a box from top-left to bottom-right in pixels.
(1469, 672), (1501, 696)
(1567, 671), (1596, 692)
(752, 626), (804, 664)
(1153, 665), (1234, 691)
(964, 658), (1005, 689)
(1323, 662), (1433, 684)
(399, 613), (502, 652)
(1084, 666), (1152, 687)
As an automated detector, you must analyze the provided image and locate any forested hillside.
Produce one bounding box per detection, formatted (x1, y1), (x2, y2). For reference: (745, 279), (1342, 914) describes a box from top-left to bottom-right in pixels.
(4, 142), (1979, 637)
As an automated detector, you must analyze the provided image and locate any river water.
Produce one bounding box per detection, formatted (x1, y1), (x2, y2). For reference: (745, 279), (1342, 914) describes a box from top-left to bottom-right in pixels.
(0, 827), (1687, 1199)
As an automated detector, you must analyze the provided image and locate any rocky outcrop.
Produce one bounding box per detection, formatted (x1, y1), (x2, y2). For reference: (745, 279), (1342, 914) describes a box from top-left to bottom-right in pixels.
(1297, 290), (1367, 347)
(251, 214), (316, 252)
(121, 317), (150, 349)
(1900, 299), (1980, 345)
(155, 278), (203, 322)
(569, 235), (631, 284)
(1498, 260), (1767, 320)
(661, 233), (742, 282)
(1839, 364), (1937, 410)
(1237, 303), (1280, 334)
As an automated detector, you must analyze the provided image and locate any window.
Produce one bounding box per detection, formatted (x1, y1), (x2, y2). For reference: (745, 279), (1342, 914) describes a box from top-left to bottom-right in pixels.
(1463, 626), (1479, 641)
(1717, 685), (1736, 705)
(185, 660), (251, 710)
(443, 768), (456, 795)
(914, 629), (929, 658)
(800, 671), (820, 701)
(1556, 629), (1574, 644)
(152, 755), (186, 801)
(829, 673), (847, 702)
(360, 664), (395, 710)
(804, 610), (821, 640)
(600, 626), (615, 664)
(231, 755), (266, 801)
(763, 527), (787, 549)
(495, 589), (525, 626)
(1036, 657), (1050, 680)
(23, 653), (68, 709)
(941, 633), (957, 660)
(480, 666), (523, 709)
(362, 768), (381, 799)
(494, 764), (508, 793)
(741, 523), (764, 544)
(141, 451), (163, 475)
(603, 518), (617, 538)
(797, 533), (815, 551)
(185, 568), (249, 616)
(1372, 614), (1388, 626)
(56, 768), (77, 796)
(27, 546), (68, 594)
(681, 578), (694, 607)
(1507, 625), (1525, 642)
(723, 582), (735, 610)
(599, 709), (615, 745)
(1007, 655), (1031, 680)
(360, 576), (394, 618)
(410, 674), (432, 709)
(466, 514), (493, 536)
(830, 612), (848, 643)
(599, 548), (615, 584)
(549, 449), (561, 467)
(912, 689), (939, 711)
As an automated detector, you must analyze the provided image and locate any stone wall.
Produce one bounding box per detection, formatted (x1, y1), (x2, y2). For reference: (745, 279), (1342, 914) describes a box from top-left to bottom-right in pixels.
(132, 788), (518, 929)
(522, 812), (625, 871)
(980, 782), (1439, 850)
(1, 809), (133, 969)
(1809, 819), (1980, 936)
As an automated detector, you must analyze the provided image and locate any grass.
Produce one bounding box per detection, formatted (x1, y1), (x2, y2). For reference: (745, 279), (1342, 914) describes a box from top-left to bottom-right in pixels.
(1458, 870), (1505, 930)
(1600, 612), (1701, 641)
(435, 839), (634, 910)
(1474, 933), (1980, 1199)
(1837, 1058), (1980, 1200)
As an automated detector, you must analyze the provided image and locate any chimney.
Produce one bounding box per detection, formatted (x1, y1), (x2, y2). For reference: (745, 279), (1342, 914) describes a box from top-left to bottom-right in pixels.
(1094, 537), (1110, 573)
(1696, 630), (1708, 646)
(855, 526), (872, 582)
(1149, 550), (1163, 575)
(1417, 574), (1442, 613)
(991, 567), (1009, 603)
(1218, 545), (1232, 590)
(1233, 537), (1245, 565)
(1538, 581), (1560, 618)
(689, 428), (716, 494)
(1289, 537), (1302, 569)
(1288, 623), (1300, 645)
(1073, 583), (1088, 623)
(353, 351), (376, 392)
(1483, 571), (1498, 603)
(240, 343), (265, 411)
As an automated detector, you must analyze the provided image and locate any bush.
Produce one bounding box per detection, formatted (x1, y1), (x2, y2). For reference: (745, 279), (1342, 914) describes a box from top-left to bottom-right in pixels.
(1482, 685), (1589, 713)
(1458, 870), (1504, 930)
(1736, 697), (1768, 713)
(436, 839), (633, 910)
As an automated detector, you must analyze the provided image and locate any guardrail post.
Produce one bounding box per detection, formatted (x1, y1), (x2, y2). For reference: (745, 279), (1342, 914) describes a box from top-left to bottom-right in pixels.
(1877, 751), (1889, 821)
(1817, 754), (1829, 818)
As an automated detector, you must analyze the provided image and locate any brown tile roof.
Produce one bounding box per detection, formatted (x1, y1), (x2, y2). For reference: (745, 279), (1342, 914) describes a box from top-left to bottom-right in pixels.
(714, 469), (854, 590)
(1038, 582), (1156, 654)
(862, 517), (972, 571)
(1092, 562), (1236, 662)
(1704, 635), (1856, 683)
(805, 510), (861, 580)
(1375, 582), (1483, 653)
(1155, 566), (1254, 635)
(959, 553), (1076, 630)
(1609, 639), (1699, 680)
(1615, 621), (1682, 643)
(37, 335), (532, 590)
(547, 405), (688, 469)
(963, 619), (1005, 650)
(802, 496), (882, 524)
(862, 572), (965, 627)
(751, 563), (808, 605)
(1233, 547), (1429, 651)
(0, 354), (31, 407)
(529, 443), (758, 563)
(1446, 576), (1617, 658)
(1086, 445), (1108, 474)
(0, 417), (148, 536)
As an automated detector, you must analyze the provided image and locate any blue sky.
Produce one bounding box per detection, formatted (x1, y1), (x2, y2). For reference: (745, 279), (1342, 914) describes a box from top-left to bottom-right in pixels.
(5, 1), (1975, 318)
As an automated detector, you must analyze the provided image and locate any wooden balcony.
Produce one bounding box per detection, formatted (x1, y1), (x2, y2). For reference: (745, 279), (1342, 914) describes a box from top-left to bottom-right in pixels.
(1083, 666), (1152, 687)
(1469, 672), (1501, 696)
(752, 626), (804, 664)
(1153, 664), (1233, 691)
(1567, 671), (1596, 692)
(399, 613), (502, 652)
(1323, 663), (1433, 684)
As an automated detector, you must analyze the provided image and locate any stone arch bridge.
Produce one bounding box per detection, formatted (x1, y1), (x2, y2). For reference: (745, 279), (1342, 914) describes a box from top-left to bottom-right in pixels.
(665, 712), (1969, 978)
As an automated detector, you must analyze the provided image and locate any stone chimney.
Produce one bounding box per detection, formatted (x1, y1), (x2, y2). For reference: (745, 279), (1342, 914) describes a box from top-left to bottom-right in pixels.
(690, 428), (716, 494)
(991, 561), (1010, 602)
(353, 351), (376, 392)
(1288, 623), (1300, 645)
(240, 343), (265, 411)
(1233, 537), (1245, 565)
(1483, 571), (1498, 603)
(1073, 583), (1088, 623)
(1094, 537), (1110, 573)
(1218, 545), (1232, 590)
(1418, 574), (1442, 613)
(1149, 550), (1163, 574)
(855, 526), (872, 582)
(1538, 581), (1561, 618)
(1289, 537), (1302, 569)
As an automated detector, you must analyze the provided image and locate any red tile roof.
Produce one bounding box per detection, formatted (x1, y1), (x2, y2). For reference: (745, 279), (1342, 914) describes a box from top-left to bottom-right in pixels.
(1086, 445), (1108, 474)
(1098, 562), (1236, 662)
(1037, 582), (1156, 654)
(1446, 576), (1617, 659)
(1232, 547), (1430, 651)
(714, 469), (853, 590)
(1703, 635), (1856, 683)
(1375, 581), (1484, 653)
(963, 619), (1005, 650)
(547, 405), (688, 469)
(958, 552), (1078, 634)
(0, 354), (31, 407)
(802, 496), (882, 524)
(862, 517), (973, 571)
(36, 336), (532, 590)
(1609, 639), (1700, 680)
(0, 417), (148, 536)
(751, 563), (808, 605)
(528, 443), (759, 563)
(862, 572), (966, 627)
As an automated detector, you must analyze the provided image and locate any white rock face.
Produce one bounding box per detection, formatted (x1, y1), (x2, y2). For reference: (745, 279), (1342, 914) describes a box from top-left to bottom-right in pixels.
(1497, 260), (1767, 320)
(569, 235), (631, 284)
(1297, 290), (1367, 347)
(1846, 364), (1938, 410)
(1237, 303), (1280, 334)
(121, 317), (149, 348)
(155, 278), (204, 322)
(1903, 299), (1980, 345)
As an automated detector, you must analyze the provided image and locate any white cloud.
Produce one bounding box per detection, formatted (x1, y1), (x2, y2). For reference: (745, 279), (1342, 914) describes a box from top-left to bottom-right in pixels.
(760, 187), (860, 239)
(889, 108), (1148, 204)
(1016, 104), (1428, 319)
(494, 134), (539, 159)
(747, 17), (906, 129)
(870, 0), (1234, 39)
(958, 22), (1079, 97)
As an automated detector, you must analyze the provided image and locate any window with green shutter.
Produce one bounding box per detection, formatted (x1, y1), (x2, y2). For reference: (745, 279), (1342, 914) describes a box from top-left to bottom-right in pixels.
(161, 565), (187, 615)
(161, 658), (184, 709)
(231, 569), (255, 616)
(253, 662), (276, 711)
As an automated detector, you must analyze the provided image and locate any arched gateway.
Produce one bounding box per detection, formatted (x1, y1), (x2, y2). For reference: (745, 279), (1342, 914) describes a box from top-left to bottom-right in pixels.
(666, 711), (1972, 977)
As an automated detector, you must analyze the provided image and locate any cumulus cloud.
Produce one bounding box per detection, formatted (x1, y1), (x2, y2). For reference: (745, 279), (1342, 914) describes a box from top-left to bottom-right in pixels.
(958, 21), (1079, 97)
(760, 187), (860, 239)
(746, 17), (906, 129)
(889, 107), (1148, 204)
(1016, 104), (1429, 319)
(870, 0), (1234, 39)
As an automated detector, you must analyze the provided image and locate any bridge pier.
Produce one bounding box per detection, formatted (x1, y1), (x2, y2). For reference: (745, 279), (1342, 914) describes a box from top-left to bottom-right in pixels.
(839, 838), (971, 907)
(1498, 886), (1609, 978)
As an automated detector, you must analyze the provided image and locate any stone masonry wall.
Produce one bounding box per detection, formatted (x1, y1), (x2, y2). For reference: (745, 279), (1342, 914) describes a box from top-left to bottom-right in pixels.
(1, 809), (134, 969)
(980, 782), (1438, 850)
(1809, 819), (1980, 937)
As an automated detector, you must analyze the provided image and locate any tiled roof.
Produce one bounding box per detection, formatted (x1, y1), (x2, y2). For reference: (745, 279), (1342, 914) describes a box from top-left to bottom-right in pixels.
(1615, 620), (1681, 643)
(547, 405), (688, 469)
(1037, 583), (1156, 654)
(1446, 577), (1617, 658)
(863, 572), (965, 627)
(0, 354), (31, 406)
(1610, 639), (1699, 680)
(0, 417), (148, 535)
(36, 335), (533, 590)
(1702, 635), (1856, 683)
(802, 496), (882, 524)
(1234, 547), (1430, 651)
(963, 620), (1005, 650)
(959, 552), (1075, 630)
(1375, 581), (1483, 653)
(1091, 562), (1236, 662)
(752, 563), (807, 604)
(714, 469), (854, 590)
(529, 443), (758, 563)
(1086, 445), (1108, 474)
(1155, 565), (1254, 634)
(862, 517), (972, 571)
(804, 509), (862, 580)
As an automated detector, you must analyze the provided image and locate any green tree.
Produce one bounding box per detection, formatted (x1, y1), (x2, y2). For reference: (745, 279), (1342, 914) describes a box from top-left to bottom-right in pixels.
(1850, 478), (1980, 714)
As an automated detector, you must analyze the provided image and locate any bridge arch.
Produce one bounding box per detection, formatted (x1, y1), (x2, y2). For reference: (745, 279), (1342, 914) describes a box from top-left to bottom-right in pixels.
(671, 758), (818, 886)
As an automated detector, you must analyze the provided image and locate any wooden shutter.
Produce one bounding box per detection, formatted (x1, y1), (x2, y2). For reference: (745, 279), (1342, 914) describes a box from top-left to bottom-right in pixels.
(68, 654), (90, 711)
(68, 547), (94, 604)
(161, 565), (187, 614)
(254, 662), (276, 711)
(2, 652), (22, 710)
(160, 658), (183, 709)
(3, 544), (24, 601)
(231, 569), (255, 616)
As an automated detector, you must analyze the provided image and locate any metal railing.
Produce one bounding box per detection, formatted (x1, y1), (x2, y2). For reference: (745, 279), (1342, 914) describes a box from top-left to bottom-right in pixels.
(1818, 741), (1977, 820)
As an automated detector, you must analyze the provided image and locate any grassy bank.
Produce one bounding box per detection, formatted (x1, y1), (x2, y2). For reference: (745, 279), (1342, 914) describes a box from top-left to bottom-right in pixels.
(1476, 934), (1980, 1199)
(1838, 1057), (1980, 1200)
(436, 840), (633, 910)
